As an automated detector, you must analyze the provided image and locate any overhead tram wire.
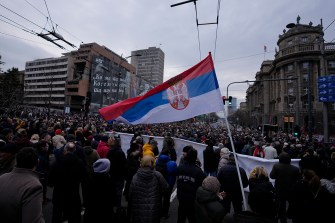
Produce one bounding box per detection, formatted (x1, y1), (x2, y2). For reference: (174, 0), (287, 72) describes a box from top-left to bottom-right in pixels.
(0, 3), (45, 30)
(0, 31), (60, 48)
(213, 0), (222, 60)
(24, 0), (84, 44)
(0, 15), (37, 35)
(193, 1), (202, 61)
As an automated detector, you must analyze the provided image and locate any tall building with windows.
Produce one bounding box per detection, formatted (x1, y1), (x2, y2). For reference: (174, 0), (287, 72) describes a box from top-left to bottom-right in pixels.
(130, 47), (165, 86)
(24, 42), (138, 113)
(246, 18), (335, 136)
(24, 56), (71, 110)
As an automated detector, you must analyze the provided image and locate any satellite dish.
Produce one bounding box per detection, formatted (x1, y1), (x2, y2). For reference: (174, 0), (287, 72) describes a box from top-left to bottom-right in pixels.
(286, 23), (295, 28)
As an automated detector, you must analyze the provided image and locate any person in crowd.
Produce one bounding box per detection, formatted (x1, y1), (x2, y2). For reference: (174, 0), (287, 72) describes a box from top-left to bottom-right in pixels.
(30, 134), (40, 144)
(83, 159), (114, 223)
(106, 135), (127, 211)
(52, 129), (66, 150)
(48, 142), (86, 223)
(299, 148), (323, 178)
(142, 142), (156, 158)
(217, 147), (230, 171)
(217, 153), (249, 214)
(83, 144), (100, 171)
(203, 139), (220, 176)
(96, 135), (110, 158)
(163, 134), (177, 161)
(248, 166), (277, 219)
(155, 147), (178, 218)
(270, 152), (301, 223)
(179, 145), (202, 168)
(124, 142), (141, 202)
(0, 147), (45, 223)
(287, 169), (332, 223)
(34, 141), (51, 204)
(253, 141), (265, 158)
(149, 137), (160, 157)
(128, 155), (169, 223)
(13, 128), (32, 149)
(195, 176), (227, 223)
(0, 128), (14, 143)
(264, 141), (279, 159)
(177, 147), (206, 223)
(0, 142), (18, 176)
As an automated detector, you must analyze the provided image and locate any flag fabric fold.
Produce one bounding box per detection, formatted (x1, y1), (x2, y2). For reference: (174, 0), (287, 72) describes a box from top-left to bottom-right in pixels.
(99, 53), (223, 124)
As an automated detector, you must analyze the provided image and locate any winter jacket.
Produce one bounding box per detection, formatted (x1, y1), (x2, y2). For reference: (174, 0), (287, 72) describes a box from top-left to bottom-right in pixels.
(156, 154), (177, 188)
(248, 177), (277, 218)
(177, 161), (206, 202)
(129, 167), (169, 223)
(270, 152), (300, 200)
(195, 186), (226, 223)
(217, 162), (249, 200)
(0, 168), (44, 223)
(203, 146), (220, 172)
(83, 172), (114, 223)
(107, 145), (127, 180)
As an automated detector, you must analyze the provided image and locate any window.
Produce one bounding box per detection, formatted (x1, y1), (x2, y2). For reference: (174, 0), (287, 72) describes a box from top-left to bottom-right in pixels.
(301, 37), (308, 42)
(302, 74), (308, 82)
(287, 40), (293, 46)
(302, 62), (309, 69)
(329, 61), (335, 68)
(286, 64), (293, 72)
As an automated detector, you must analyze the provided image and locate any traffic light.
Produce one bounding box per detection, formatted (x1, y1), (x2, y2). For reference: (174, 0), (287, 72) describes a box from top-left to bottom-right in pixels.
(228, 96), (232, 106)
(293, 125), (300, 137)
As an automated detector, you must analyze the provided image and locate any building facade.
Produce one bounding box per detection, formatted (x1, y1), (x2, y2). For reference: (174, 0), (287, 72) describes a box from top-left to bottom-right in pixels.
(130, 47), (165, 86)
(68, 42), (137, 113)
(24, 42), (138, 113)
(246, 19), (335, 137)
(24, 56), (70, 111)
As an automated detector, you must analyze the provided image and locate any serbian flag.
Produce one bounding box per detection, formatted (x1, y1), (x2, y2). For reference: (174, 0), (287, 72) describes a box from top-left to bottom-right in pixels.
(99, 52), (223, 124)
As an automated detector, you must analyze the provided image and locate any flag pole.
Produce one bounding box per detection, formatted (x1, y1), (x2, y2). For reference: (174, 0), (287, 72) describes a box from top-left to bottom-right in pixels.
(221, 105), (248, 211)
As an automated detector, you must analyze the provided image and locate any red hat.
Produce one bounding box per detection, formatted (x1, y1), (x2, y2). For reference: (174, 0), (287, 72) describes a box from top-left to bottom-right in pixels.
(55, 129), (62, 135)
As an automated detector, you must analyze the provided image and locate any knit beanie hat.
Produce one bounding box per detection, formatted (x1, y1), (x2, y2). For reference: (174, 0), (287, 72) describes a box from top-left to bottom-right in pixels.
(202, 176), (221, 193)
(93, 159), (110, 173)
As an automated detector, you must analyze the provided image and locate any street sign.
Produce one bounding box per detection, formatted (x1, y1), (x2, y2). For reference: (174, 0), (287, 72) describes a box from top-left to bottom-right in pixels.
(318, 75), (335, 102)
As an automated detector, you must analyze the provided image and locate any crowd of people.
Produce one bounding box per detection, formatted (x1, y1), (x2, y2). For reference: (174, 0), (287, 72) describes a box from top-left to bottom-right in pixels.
(0, 108), (335, 223)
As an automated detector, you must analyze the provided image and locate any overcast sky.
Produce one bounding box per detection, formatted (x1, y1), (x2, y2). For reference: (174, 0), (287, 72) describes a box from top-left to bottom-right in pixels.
(1, 0), (335, 103)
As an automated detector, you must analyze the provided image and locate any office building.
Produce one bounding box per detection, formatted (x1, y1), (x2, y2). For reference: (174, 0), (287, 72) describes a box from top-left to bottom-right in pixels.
(24, 56), (71, 110)
(130, 47), (165, 86)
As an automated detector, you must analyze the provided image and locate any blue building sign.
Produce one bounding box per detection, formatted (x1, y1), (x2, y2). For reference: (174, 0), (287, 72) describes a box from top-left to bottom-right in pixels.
(318, 75), (335, 102)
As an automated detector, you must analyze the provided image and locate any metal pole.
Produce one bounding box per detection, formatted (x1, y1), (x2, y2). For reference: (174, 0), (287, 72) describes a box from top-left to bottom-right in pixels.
(320, 37), (329, 143)
(308, 63), (313, 142)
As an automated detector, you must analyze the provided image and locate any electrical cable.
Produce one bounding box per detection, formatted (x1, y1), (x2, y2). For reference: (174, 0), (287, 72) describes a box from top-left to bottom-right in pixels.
(193, 1), (202, 61)
(213, 0), (222, 60)
(0, 3), (45, 30)
(0, 14), (36, 34)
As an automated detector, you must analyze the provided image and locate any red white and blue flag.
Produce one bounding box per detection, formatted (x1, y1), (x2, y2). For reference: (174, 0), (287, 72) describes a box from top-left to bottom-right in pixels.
(99, 53), (223, 124)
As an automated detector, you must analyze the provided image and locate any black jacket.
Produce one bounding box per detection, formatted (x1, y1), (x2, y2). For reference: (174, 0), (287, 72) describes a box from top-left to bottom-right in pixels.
(177, 161), (206, 202)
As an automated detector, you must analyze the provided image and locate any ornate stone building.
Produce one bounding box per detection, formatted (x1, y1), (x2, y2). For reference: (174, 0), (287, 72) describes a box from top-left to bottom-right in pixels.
(246, 19), (335, 137)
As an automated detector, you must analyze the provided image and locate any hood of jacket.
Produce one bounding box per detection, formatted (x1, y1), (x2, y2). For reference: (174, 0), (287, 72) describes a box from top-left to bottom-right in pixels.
(196, 186), (220, 204)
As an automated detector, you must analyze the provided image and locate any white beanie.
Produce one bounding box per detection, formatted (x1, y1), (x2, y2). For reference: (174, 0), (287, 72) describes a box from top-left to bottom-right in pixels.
(93, 159), (110, 173)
